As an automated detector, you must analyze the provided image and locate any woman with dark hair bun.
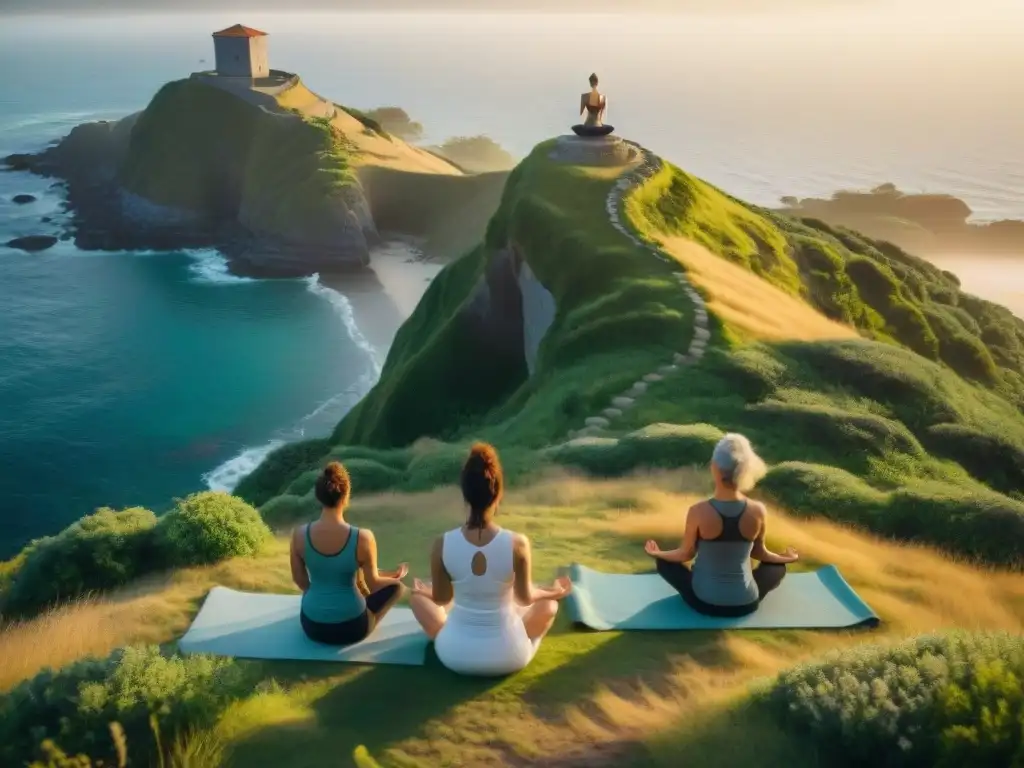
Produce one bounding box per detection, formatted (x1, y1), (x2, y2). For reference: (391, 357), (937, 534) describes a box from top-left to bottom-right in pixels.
(289, 461), (408, 645)
(409, 443), (572, 676)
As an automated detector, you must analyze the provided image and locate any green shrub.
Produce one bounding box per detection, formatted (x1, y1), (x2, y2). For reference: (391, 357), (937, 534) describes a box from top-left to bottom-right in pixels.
(0, 645), (250, 766)
(234, 438), (331, 507)
(617, 423), (723, 470)
(545, 424), (722, 477)
(923, 423), (1024, 494)
(2, 507), (158, 617)
(764, 631), (1024, 768)
(746, 400), (924, 472)
(935, 659), (1024, 767)
(344, 458), (404, 494)
(937, 331), (998, 382)
(259, 492), (319, 528)
(156, 492), (270, 567)
(283, 469), (320, 498)
(884, 485), (1024, 569)
(759, 461), (887, 527)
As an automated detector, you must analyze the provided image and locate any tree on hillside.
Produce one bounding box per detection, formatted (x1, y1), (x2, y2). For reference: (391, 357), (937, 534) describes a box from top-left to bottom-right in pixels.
(363, 107), (423, 141)
(431, 135), (516, 173)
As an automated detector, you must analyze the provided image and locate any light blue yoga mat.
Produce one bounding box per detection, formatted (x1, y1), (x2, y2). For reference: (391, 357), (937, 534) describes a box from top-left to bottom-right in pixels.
(178, 587), (429, 665)
(566, 564), (879, 631)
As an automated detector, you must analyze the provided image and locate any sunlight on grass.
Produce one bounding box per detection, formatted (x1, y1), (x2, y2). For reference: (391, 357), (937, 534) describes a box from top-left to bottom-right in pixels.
(4, 470), (1022, 766)
(658, 235), (859, 342)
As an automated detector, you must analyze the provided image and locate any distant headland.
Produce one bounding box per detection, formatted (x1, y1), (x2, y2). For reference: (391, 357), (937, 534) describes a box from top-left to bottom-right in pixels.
(775, 183), (1024, 258)
(2, 24), (511, 276)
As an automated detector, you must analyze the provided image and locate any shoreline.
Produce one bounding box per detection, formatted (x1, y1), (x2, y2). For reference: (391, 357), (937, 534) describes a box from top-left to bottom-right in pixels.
(203, 237), (442, 493)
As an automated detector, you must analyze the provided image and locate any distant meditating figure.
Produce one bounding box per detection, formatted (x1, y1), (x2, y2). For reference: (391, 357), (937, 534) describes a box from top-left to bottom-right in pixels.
(572, 73), (614, 137)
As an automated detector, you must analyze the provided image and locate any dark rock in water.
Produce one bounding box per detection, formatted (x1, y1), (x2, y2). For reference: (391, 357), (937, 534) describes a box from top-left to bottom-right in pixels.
(12, 194), (37, 204)
(6, 235), (58, 252)
(59, 234), (72, 242)
(41, 216), (53, 223)
(3, 154), (33, 172)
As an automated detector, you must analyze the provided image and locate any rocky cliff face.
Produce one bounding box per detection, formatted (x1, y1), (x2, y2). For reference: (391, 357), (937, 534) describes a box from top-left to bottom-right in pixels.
(461, 244), (557, 377)
(4, 79), (379, 274)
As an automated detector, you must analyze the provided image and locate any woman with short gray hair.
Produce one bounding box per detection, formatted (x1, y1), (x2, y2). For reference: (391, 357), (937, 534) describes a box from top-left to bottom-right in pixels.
(643, 433), (798, 616)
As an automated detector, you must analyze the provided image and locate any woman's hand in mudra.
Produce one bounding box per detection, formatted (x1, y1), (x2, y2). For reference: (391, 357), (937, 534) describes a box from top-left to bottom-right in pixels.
(412, 578), (433, 597)
(394, 562), (410, 580)
(644, 540), (663, 558)
(550, 576), (573, 600)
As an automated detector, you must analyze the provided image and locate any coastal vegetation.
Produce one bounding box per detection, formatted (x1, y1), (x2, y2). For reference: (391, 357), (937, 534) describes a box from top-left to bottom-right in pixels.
(1, 473), (1022, 766)
(239, 143), (1024, 568)
(1, 138), (1022, 766)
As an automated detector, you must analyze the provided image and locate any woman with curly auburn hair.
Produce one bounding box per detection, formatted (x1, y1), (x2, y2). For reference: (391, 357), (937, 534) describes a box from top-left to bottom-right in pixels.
(409, 442), (572, 676)
(290, 461), (408, 645)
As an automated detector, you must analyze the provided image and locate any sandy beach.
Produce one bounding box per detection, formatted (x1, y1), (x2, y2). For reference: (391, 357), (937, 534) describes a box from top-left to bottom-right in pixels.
(324, 237), (444, 358)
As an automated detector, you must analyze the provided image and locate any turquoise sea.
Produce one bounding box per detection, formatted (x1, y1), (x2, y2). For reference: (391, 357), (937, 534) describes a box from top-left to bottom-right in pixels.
(1, 7), (1022, 556)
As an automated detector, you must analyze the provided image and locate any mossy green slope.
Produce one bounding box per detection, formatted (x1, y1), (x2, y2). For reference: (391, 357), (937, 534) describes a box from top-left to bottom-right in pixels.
(118, 79), (360, 241)
(237, 141), (1024, 567)
(628, 163), (1024, 400)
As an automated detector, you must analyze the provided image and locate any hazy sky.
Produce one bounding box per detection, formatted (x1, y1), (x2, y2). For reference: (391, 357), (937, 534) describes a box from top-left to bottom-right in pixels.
(0, 0), (897, 13)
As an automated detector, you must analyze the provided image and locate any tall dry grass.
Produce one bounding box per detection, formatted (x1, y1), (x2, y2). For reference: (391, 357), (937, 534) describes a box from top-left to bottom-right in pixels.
(659, 235), (858, 342)
(2, 470), (1021, 767)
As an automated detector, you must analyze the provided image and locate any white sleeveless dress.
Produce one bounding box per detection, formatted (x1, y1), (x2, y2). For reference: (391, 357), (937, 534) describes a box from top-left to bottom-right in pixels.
(433, 527), (541, 676)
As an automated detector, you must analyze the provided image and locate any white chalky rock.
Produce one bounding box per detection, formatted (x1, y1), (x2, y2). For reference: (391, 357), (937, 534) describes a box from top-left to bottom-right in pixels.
(659, 364), (678, 374)
(628, 381), (648, 395)
(585, 416), (610, 429)
(602, 407), (623, 419)
(643, 372), (664, 383)
(694, 326), (711, 341)
(611, 396), (634, 409)
(673, 352), (688, 364)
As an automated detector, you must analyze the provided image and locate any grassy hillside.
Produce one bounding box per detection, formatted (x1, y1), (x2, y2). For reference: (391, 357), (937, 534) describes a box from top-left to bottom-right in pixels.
(2, 472), (1022, 767)
(118, 78), (467, 248)
(238, 143), (1024, 568)
(2, 138), (1023, 767)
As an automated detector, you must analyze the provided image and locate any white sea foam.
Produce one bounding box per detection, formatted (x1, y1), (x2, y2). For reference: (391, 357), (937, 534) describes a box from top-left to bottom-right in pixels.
(203, 273), (385, 493)
(185, 250), (256, 285)
(304, 273), (384, 376)
(202, 440), (285, 493)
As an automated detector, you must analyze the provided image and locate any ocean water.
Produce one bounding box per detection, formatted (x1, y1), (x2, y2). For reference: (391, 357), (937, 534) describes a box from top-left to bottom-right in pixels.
(1, 7), (1023, 554)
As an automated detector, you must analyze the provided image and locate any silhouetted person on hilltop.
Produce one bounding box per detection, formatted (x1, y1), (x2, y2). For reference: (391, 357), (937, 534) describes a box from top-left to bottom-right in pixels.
(644, 434), (798, 617)
(290, 462), (407, 645)
(409, 443), (572, 676)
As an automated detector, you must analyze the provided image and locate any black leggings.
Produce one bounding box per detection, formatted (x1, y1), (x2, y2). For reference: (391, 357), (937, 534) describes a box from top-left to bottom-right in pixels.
(656, 559), (787, 618)
(300, 584), (400, 646)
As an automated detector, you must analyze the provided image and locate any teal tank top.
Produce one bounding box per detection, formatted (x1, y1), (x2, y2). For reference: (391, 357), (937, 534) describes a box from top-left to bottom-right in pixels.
(300, 523), (366, 624)
(691, 499), (758, 607)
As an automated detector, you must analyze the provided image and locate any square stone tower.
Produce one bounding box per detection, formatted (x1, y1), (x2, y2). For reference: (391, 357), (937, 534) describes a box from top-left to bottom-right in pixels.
(212, 24), (269, 79)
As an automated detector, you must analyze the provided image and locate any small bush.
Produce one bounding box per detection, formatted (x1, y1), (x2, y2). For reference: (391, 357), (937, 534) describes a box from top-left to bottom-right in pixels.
(2, 507), (158, 617)
(156, 492), (270, 567)
(344, 458), (403, 494)
(618, 423), (723, 470)
(759, 461), (887, 527)
(233, 438), (331, 507)
(259, 492), (319, 528)
(923, 423), (1024, 495)
(764, 631), (1024, 768)
(0, 645), (250, 766)
(283, 469), (320, 498)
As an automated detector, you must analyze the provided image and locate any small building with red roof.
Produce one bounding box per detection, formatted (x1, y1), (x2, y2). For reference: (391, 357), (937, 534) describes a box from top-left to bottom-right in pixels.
(212, 24), (270, 79)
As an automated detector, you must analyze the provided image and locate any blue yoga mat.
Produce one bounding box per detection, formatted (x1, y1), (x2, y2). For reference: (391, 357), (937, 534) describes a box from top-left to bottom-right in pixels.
(566, 564), (879, 631)
(178, 587), (429, 665)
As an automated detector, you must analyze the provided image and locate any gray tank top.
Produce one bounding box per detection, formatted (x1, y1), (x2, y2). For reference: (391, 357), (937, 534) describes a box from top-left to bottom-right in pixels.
(691, 499), (758, 607)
